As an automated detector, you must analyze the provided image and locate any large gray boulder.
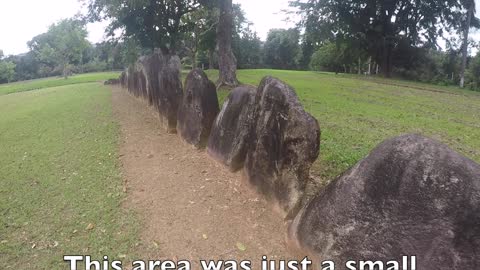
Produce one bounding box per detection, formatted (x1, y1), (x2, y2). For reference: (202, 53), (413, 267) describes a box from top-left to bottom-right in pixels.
(136, 51), (183, 133)
(157, 54), (183, 133)
(245, 77), (321, 219)
(125, 52), (183, 133)
(119, 71), (127, 88)
(135, 56), (152, 105)
(104, 78), (120, 85)
(207, 85), (257, 171)
(289, 134), (480, 269)
(126, 66), (135, 95)
(177, 69), (219, 148)
(126, 63), (147, 99)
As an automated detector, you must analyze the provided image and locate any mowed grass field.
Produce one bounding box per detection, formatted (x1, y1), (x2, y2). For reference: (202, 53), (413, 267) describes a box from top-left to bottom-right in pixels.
(1, 70), (480, 268)
(0, 72), (120, 96)
(206, 69), (480, 181)
(0, 77), (138, 268)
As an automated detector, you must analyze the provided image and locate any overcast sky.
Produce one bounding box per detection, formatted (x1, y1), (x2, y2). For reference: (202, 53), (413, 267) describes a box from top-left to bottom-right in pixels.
(0, 0), (479, 56)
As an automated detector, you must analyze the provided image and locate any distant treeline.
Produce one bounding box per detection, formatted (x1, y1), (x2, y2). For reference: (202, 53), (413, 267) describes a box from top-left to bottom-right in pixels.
(2, 0), (480, 91)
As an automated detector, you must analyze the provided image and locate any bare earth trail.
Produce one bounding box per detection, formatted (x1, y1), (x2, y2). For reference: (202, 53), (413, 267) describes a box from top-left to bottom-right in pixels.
(111, 87), (296, 268)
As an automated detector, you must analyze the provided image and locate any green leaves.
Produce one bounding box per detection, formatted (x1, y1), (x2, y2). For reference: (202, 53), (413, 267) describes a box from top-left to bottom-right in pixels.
(28, 19), (89, 78)
(0, 61), (16, 83)
(84, 0), (211, 54)
(264, 28), (301, 70)
(292, 0), (474, 76)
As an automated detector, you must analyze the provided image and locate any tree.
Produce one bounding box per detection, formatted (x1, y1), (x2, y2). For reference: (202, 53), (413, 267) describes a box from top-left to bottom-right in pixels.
(5, 52), (40, 81)
(190, 6), (219, 70)
(216, 0), (239, 87)
(291, 0), (467, 77)
(460, 0), (476, 88)
(310, 42), (341, 72)
(234, 24), (263, 69)
(28, 19), (89, 78)
(299, 34), (317, 70)
(0, 61), (16, 83)
(264, 28), (300, 70)
(468, 51), (480, 90)
(0, 49), (16, 83)
(181, 7), (214, 69)
(194, 3), (260, 70)
(230, 5), (263, 69)
(83, 0), (212, 55)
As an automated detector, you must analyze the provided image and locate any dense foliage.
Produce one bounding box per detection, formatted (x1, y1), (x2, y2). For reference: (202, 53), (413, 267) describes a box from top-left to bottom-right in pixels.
(0, 50), (16, 83)
(83, 0), (214, 54)
(291, 0), (480, 89)
(2, 0), (480, 91)
(28, 18), (89, 78)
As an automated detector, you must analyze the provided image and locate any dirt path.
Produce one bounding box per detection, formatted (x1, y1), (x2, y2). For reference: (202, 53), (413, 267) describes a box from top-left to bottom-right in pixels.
(111, 87), (295, 268)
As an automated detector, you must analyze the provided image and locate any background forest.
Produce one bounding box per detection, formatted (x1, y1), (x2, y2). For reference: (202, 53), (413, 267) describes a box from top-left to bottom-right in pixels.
(1, 0), (480, 91)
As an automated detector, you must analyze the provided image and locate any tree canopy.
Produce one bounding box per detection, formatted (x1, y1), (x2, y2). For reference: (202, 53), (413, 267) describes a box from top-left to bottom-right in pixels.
(264, 29), (300, 70)
(0, 59), (16, 83)
(83, 0), (214, 54)
(291, 0), (479, 77)
(28, 18), (89, 78)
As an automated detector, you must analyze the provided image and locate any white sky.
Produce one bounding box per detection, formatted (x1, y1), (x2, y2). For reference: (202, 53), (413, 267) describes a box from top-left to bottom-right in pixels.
(0, 0), (479, 56)
(1, 0), (294, 56)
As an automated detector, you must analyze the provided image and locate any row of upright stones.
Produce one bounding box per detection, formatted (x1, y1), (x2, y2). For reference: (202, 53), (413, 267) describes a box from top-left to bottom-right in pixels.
(120, 50), (321, 220)
(120, 51), (183, 133)
(119, 50), (480, 269)
(208, 77), (321, 219)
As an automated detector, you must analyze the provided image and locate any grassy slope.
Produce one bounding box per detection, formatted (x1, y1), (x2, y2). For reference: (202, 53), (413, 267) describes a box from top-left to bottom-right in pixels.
(0, 82), (138, 268)
(0, 72), (120, 96)
(206, 69), (480, 181)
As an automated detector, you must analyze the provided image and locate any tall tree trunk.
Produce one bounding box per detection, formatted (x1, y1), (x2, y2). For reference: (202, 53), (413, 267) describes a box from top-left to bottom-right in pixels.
(63, 61), (68, 79)
(368, 57), (372, 75)
(216, 0), (238, 88)
(192, 50), (197, 69)
(460, 1), (474, 88)
(382, 38), (393, 78)
(208, 50), (215, 70)
(358, 57), (362, 75)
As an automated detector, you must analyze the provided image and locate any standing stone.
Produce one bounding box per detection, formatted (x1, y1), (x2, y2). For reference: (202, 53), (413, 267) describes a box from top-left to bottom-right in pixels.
(177, 69), (219, 148)
(159, 54), (183, 133)
(119, 71), (127, 88)
(135, 66), (147, 99)
(288, 134), (480, 269)
(126, 65), (135, 96)
(104, 78), (120, 85)
(207, 85), (256, 171)
(138, 54), (161, 110)
(136, 56), (151, 104)
(245, 76), (320, 219)
(136, 51), (183, 133)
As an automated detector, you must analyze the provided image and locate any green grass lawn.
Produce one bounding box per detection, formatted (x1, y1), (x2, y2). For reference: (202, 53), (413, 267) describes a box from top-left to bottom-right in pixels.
(206, 69), (480, 181)
(0, 82), (138, 269)
(0, 72), (120, 96)
(1, 70), (480, 268)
